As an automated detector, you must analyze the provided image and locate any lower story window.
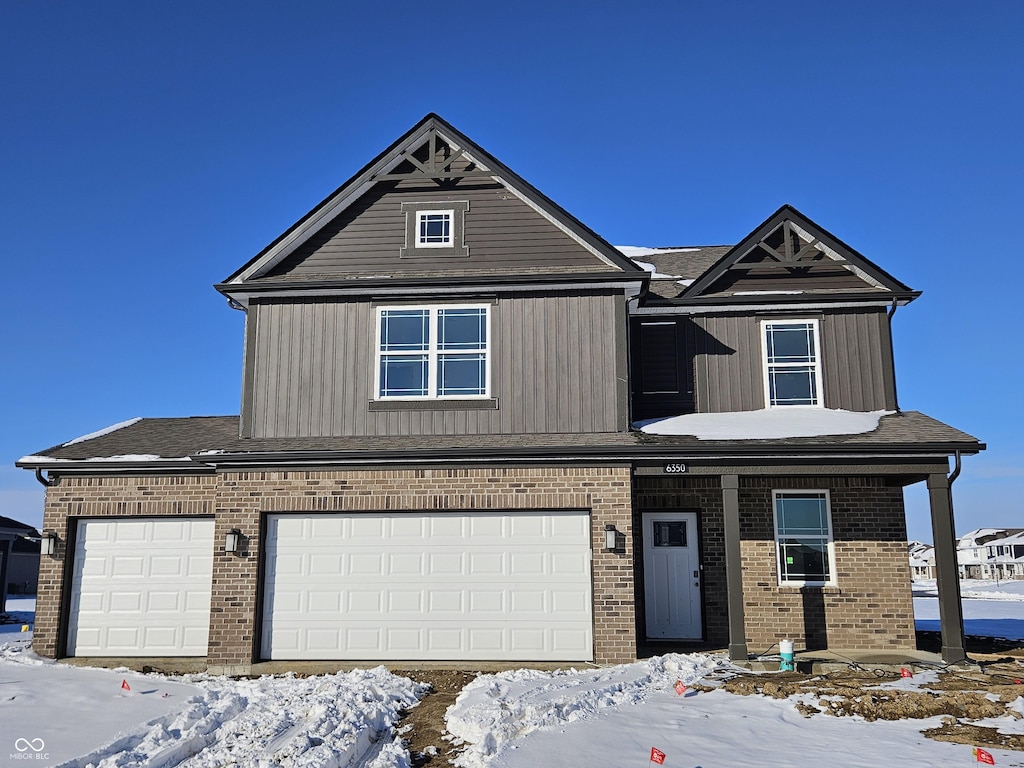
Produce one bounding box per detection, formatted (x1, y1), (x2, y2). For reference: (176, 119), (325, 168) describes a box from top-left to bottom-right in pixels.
(773, 490), (834, 585)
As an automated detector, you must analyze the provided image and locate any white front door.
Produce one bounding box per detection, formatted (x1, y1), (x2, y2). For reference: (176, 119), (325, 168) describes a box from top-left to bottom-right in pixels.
(642, 511), (701, 640)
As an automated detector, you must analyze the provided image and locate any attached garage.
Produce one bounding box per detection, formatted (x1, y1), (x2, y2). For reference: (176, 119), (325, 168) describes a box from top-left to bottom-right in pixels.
(67, 518), (214, 656)
(262, 511), (593, 661)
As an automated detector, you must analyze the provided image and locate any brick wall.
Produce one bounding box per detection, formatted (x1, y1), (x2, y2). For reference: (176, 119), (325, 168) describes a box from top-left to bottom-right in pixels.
(36, 466), (635, 668)
(35, 475), (218, 658)
(739, 476), (915, 652)
(634, 474), (914, 654)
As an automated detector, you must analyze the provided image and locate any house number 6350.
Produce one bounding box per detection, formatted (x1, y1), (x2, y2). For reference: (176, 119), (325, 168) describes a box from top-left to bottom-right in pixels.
(663, 463), (687, 474)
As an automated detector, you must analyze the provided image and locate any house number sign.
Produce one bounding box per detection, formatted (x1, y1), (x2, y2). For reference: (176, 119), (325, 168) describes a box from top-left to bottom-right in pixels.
(662, 463), (688, 474)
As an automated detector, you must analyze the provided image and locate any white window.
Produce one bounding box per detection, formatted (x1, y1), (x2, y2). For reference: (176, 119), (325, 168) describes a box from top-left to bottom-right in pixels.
(416, 210), (453, 247)
(375, 305), (490, 399)
(773, 490), (835, 585)
(761, 319), (823, 407)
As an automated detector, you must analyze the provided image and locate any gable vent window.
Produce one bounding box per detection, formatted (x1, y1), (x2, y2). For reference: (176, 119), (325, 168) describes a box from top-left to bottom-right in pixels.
(376, 305), (490, 399)
(761, 319), (823, 407)
(401, 201), (469, 258)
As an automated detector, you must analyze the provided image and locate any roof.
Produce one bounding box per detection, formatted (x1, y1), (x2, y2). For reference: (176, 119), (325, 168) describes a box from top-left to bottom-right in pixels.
(16, 411), (983, 470)
(0, 516), (39, 535)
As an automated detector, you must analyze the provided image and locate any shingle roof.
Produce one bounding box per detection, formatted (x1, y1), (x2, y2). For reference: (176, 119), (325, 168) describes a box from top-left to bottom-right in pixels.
(17, 411), (982, 468)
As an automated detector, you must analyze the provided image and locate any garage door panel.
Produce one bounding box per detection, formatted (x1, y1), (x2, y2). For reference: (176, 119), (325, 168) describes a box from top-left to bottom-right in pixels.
(68, 518), (213, 657)
(263, 511), (593, 661)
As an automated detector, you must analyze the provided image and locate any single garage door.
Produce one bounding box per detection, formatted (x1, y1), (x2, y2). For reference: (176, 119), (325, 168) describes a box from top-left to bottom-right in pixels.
(262, 511), (593, 661)
(68, 518), (214, 656)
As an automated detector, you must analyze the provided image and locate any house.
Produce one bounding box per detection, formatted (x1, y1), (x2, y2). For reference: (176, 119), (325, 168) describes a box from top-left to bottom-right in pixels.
(16, 114), (983, 671)
(957, 528), (1024, 580)
(0, 515), (40, 612)
(908, 541), (935, 580)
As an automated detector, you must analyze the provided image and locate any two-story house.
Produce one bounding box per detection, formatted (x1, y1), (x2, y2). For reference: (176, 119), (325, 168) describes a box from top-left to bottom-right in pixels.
(17, 114), (982, 672)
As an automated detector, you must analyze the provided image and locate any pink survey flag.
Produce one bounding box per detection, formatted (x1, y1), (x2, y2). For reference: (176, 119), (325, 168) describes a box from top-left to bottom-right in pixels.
(900, 667), (912, 678)
(121, 679), (131, 691)
(674, 680), (687, 696)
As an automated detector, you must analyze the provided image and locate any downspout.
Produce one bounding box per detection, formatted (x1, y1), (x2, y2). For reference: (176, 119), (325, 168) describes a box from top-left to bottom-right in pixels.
(34, 468), (55, 487)
(887, 299), (902, 413)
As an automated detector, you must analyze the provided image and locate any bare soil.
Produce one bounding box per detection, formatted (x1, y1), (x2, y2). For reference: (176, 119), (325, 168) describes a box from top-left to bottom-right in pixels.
(391, 662), (1024, 764)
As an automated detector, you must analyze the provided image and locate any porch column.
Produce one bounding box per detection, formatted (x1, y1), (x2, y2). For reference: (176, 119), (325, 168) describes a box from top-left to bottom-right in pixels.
(722, 474), (748, 660)
(927, 472), (966, 664)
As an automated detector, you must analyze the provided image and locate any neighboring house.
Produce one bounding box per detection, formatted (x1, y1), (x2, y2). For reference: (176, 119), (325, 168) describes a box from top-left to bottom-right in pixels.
(0, 515), (40, 612)
(17, 114), (983, 670)
(908, 541), (935, 580)
(957, 528), (1024, 580)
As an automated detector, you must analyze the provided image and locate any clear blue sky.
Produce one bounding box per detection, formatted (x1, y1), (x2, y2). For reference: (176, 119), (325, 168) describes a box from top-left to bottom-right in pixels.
(2, 1), (1021, 542)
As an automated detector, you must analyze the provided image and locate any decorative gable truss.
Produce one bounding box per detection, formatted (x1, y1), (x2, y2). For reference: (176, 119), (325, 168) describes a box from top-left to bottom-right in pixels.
(680, 205), (919, 304)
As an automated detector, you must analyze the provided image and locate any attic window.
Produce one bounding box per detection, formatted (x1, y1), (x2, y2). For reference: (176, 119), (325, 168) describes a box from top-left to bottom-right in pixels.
(418, 210), (452, 247)
(401, 201), (469, 258)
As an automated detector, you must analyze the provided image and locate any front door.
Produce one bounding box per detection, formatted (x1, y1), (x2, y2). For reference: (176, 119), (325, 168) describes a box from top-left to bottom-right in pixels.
(642, 511), (701, 640)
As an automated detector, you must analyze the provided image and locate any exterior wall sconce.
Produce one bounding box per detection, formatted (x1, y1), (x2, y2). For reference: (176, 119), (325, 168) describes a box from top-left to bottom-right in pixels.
(604, 524), (617, 551)
(224, 528), (242, 554)
(40, 531), (58, 556)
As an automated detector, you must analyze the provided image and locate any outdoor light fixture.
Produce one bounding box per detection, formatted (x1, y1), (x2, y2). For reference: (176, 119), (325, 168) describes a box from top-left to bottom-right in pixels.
(224, 528), (242, 554)
(40, 531), (57, 557)
(604, 524), (617, 551)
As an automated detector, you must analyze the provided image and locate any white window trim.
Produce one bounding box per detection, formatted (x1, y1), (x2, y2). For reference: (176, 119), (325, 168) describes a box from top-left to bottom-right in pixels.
(415, 209), (454, 248)
(374, 304), (491, 400)
(772, 489), (836, 587)
(760, 318), (824, 408)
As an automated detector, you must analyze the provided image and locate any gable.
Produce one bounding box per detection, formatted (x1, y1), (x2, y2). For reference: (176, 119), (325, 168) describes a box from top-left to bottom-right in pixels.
(221, 115), (642, 293)
(681, 206), (917, 303)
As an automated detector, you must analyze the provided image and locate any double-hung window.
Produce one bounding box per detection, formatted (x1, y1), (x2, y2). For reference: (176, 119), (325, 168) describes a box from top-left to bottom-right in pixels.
(761, 319), (822, 407)
(773, 490), (835, 585)
(376, 305), (490, 399)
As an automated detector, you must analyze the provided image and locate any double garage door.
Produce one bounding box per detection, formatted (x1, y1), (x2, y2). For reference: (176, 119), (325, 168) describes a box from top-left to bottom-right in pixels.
(67, 512), (593, 661)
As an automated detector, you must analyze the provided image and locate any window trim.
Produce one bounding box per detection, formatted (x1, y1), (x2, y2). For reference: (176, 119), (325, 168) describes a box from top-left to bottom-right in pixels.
(415, 209), (454, 248)
(400, 200), (469, 258)
(374, 303), (491, 401)
(760, 318), (824, 408)
(772, 489), (836, 587)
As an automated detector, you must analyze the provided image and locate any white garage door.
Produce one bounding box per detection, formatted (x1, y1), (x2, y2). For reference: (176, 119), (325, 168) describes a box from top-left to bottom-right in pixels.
(262, 511), (593, 661)
(68, 518), (214, 656)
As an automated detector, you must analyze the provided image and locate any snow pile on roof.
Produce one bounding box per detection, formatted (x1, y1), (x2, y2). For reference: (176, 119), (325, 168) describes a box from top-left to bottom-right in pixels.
(616, 245), (701, 259)
(636, 408), (892, 440)
(446, 653), (727, 768)
(62, 417), (142, 446)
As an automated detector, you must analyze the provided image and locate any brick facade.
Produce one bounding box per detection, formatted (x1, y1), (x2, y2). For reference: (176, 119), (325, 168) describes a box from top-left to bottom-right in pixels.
(36, 466), (635, 669)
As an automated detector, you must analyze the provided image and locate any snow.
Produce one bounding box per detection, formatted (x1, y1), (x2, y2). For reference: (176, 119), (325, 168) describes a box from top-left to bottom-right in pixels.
(914, 579), (1024, 640)
(62, 418), (142, 446)
(637, 408), (892, 439)
(616, 246), (701, 258)
(626, 259), (681, 279)
(2, 588), (1023, 767)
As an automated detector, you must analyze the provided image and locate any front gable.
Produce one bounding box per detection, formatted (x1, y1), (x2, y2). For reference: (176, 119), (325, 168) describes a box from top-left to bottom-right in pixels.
(220, 115), (643, 298)
(680, 205), (918, 303)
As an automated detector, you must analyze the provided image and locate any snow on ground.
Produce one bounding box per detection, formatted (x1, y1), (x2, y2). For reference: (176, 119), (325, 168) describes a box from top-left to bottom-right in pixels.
(0, 600), (425, 767)
(635, 408), (891, 439)
(914, 578), (1024, 640)
(446, 655), (1022, 768)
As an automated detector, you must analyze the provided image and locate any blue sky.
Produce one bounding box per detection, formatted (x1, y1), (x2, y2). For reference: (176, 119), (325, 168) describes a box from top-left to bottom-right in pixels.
(1, 1), (1020, 542)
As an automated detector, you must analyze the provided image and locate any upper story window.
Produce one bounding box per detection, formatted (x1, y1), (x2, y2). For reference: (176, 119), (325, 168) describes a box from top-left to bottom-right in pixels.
(773, 490), (835, 585)
(417, 210), (453, 247)
(375, 305), (490, 399)
(761, 319), (822, 407)
(400, 201), (469, 258)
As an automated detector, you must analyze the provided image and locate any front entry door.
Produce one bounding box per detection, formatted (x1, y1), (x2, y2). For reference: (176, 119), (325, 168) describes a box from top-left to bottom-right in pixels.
(643, 511), (701, 640)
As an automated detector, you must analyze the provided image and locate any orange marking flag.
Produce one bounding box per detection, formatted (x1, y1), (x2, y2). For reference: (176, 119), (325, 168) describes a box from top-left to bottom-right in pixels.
(974, 747), (996, 764)
(121, 679), (131, 691)
(650, 747), (666, 765)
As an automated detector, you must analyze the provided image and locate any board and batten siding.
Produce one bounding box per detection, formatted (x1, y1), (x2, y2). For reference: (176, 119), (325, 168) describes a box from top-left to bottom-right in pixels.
(243, 292), (626, 437)
(688, 309), (894, 413)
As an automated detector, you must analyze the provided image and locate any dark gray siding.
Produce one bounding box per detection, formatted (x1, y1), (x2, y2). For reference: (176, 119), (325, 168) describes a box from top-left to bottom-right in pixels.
(244, 292), (626, 437)
(266, 168), (614, 278)
(632, 309), (894, 416)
